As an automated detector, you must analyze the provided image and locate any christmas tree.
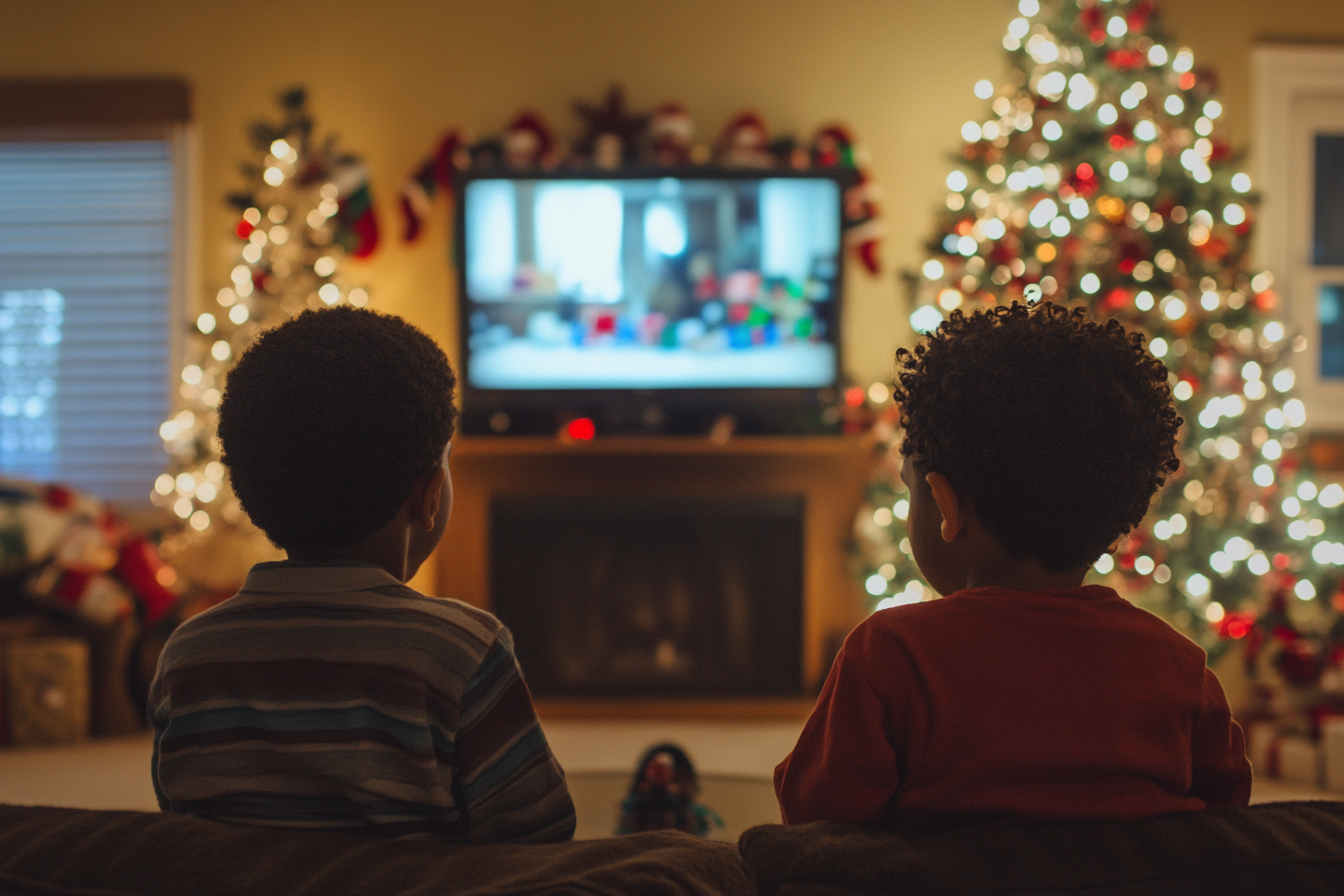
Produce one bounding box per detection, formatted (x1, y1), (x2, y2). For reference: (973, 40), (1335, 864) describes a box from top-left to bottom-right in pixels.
(154, 88), (377, 557)
(855, 0), (1344, 680)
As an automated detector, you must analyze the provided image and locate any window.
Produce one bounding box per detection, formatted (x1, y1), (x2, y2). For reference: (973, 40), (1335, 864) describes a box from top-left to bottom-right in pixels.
(0, 79), (189, 502)
(1254, 47), (1344, 430)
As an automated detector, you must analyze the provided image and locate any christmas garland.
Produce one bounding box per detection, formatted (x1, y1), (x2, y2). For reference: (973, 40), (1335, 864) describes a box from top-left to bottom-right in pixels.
(399, 86), (884, 275)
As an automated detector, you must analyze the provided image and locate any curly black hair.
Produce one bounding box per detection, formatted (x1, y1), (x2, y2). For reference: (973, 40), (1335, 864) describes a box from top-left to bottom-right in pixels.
(217, 307), (457, 555)
(892, 302), (1181, 572)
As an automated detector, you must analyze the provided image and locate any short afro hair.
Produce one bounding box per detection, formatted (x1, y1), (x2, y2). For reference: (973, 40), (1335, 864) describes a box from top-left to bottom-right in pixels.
(893, 301), (1180, 572)
(217, 307), (457, 555)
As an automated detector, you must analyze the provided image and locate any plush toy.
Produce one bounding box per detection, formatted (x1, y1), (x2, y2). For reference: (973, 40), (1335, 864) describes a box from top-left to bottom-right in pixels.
(504, 111), (558, 169)
(648, 101), (694, 165)
(715, 112), (773, 167)
(616, 743), (723, 837)
(0, 477), (180, 626)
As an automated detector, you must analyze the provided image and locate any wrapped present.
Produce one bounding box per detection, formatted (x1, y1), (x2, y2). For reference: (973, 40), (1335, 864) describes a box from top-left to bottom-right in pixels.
(4, 636), (89, 746)
(0, 475), (180, 626)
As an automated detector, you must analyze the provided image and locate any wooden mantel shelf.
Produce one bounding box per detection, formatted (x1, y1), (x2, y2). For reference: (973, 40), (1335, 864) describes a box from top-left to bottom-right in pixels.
(452, 434), (871, 457)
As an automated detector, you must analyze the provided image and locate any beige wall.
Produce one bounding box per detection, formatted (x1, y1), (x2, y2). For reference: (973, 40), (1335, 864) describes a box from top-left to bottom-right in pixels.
(2, 0), (1343, 387)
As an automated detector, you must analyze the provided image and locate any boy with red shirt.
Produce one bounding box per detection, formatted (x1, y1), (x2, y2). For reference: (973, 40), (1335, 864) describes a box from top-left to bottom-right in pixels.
(775, 302), (1251, 828)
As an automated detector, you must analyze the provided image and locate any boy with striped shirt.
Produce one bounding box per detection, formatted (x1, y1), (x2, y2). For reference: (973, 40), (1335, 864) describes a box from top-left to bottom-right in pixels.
(149, 308), (575, 843)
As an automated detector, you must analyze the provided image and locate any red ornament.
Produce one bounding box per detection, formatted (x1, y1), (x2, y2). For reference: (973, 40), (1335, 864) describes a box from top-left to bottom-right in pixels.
(1273, 553), (1292, 571)
(1102, 287), (1131, 310)
(1272, 624), (1300, 644)
(1179, 72), (1196, 91)
(1105, 49), (1147, 70)
(1217, 611), (1256, 640)
(1195, 237), (1228, 261)
(1069, 163), (1100, 197)
(236, 219), (254, 239)
(1127, 0), (1155, 30)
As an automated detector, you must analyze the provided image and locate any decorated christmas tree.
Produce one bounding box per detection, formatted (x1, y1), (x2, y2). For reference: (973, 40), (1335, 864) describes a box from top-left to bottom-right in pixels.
(154, 88), (377, 559)
(855, 0), (1344, 688)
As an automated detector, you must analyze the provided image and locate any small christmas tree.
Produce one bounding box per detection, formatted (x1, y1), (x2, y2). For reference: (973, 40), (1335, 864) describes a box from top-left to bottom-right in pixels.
(856, 0), (1344, 680)
(154, 88), (377, 556)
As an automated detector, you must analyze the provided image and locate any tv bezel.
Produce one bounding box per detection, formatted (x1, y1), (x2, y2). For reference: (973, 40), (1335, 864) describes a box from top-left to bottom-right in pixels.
(452, 165), (852, 436)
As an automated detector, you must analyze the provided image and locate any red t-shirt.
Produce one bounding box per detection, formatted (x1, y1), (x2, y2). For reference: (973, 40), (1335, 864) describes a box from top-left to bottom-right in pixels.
(775, 585), (1251, 827)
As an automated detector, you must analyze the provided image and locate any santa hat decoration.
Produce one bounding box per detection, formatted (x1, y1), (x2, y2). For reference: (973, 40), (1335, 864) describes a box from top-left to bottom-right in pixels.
(504, 111), (557, 169)
(401, 131), (468, 243)
(649, 102), (694, 165)
(715, 112), (773, 167)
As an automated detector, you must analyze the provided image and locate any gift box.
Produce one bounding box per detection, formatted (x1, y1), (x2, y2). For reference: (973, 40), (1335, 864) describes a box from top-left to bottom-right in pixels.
(3, 636), (90, 746)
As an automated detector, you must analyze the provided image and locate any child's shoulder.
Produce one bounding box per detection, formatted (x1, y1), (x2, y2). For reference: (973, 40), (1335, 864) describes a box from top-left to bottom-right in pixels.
(853, 585), (1204, 661)
(168, 562), (509, 651)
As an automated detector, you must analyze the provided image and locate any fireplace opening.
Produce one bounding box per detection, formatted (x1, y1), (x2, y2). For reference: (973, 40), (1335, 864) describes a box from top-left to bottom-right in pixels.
(490, 495), (804, 698)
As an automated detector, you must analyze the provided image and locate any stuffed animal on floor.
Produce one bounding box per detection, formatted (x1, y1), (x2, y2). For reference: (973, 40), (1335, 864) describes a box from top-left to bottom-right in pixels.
(616, 742), (724, 837)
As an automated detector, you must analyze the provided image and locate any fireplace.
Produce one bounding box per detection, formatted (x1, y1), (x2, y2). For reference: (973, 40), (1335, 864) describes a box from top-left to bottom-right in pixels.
(490, 495), (804, 698)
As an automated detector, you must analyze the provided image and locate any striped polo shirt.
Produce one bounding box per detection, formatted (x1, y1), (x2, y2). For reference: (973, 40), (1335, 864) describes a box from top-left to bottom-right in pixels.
(148, 560), (575, 843)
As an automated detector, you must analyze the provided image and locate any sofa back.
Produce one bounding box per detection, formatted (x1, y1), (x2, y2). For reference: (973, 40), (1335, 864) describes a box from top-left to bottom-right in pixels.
(739, 801), (1344, 895)
(0, 803), (754, 896)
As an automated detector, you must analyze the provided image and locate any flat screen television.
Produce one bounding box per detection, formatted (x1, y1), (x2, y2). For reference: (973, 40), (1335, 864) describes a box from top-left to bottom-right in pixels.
(454, 168), (847, 436)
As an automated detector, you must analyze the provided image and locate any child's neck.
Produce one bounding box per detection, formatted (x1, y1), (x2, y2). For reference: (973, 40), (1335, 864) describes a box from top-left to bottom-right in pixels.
(286, 510), (417, 583)
(955, 522), (1089, 593)
(962, 564), (1088, 592)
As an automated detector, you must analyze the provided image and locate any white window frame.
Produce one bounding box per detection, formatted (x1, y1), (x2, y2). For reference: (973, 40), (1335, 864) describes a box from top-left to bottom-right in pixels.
(1253, 45), (1344, 431)
(0, 120), (196, 506)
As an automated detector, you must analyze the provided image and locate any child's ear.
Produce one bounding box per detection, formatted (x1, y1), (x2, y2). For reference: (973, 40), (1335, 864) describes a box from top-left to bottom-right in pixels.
(411, 467), (447, 531)
(925, 472), (965, 543)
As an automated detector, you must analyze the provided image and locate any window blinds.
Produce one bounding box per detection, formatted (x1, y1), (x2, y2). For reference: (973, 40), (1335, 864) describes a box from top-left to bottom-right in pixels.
(0, 140), (173, 503)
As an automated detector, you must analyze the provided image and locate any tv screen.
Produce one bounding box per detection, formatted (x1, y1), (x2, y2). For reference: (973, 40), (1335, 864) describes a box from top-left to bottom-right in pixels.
(459, 172), (843, 391)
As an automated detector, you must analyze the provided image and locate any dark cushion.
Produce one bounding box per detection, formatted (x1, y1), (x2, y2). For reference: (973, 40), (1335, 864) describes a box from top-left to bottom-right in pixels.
(739, 801), (1344, 896)
(0, 803), (755, 896)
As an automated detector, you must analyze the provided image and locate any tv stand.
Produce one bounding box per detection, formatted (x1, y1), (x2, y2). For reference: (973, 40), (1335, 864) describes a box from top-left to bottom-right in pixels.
(458, 397), (841, 438)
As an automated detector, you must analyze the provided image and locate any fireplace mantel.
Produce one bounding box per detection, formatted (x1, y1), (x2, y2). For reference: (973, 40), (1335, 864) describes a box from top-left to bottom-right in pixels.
(433, 435), (876, 715)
